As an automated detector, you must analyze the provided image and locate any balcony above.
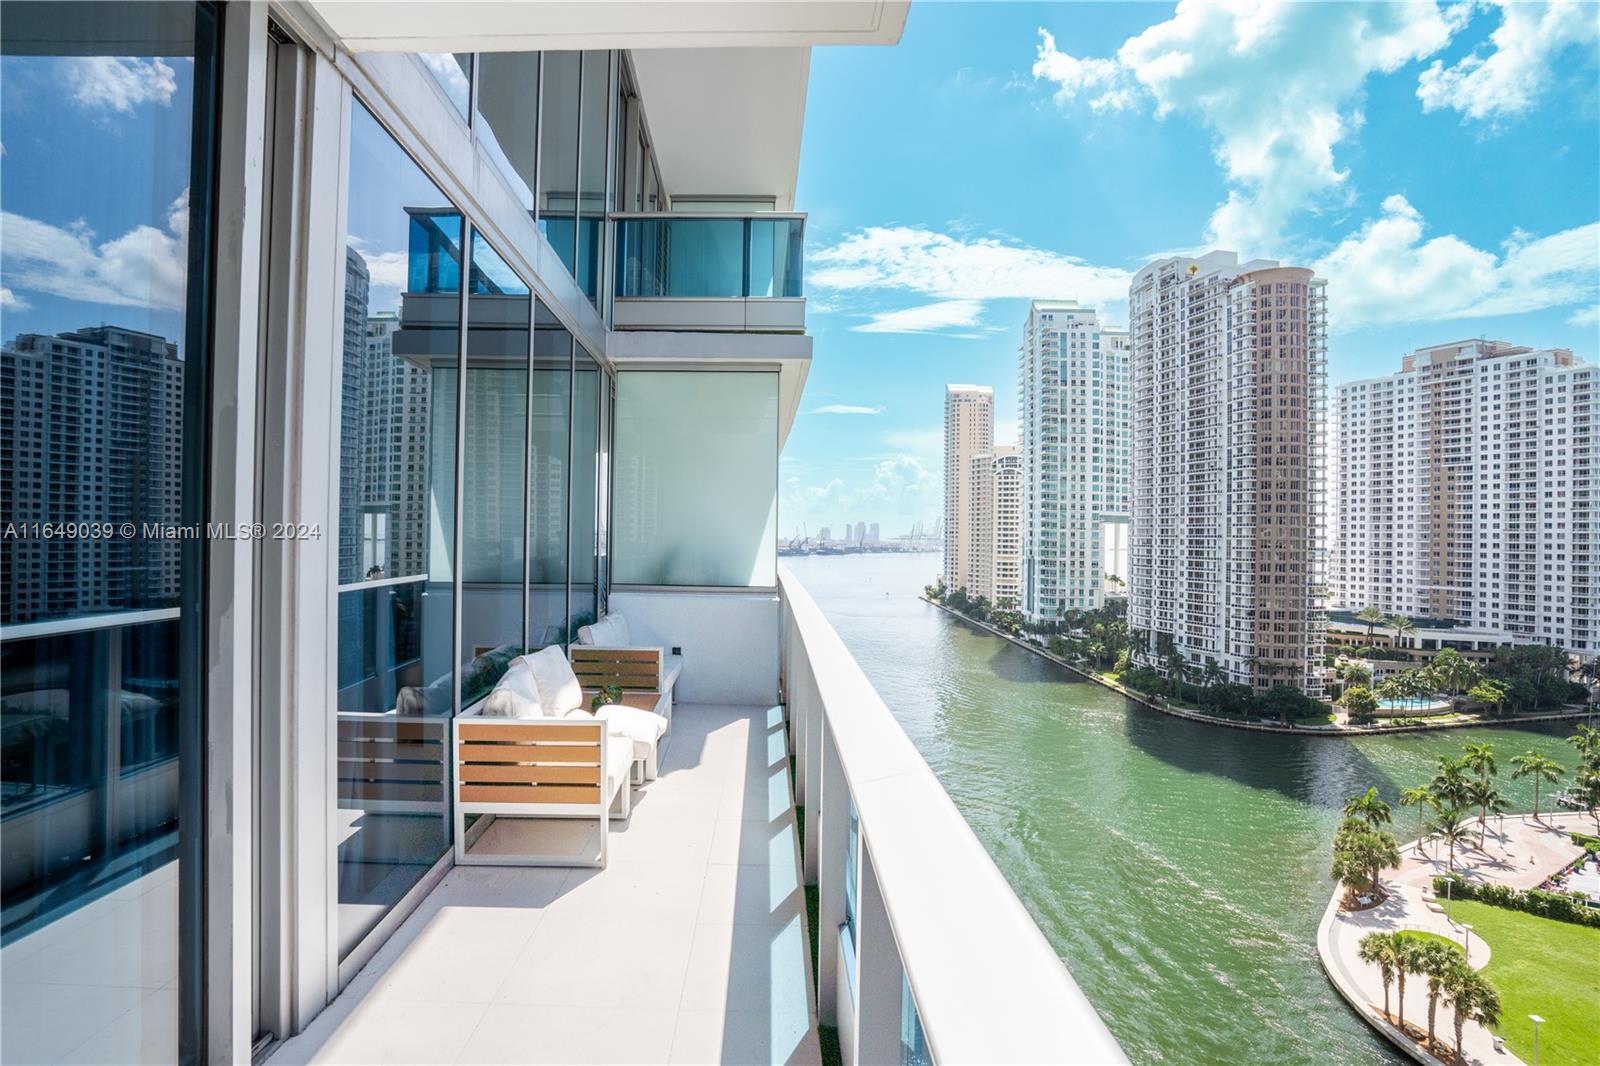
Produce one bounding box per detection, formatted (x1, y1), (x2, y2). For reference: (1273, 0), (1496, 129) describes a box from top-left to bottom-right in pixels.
(612, 213), (805, 333)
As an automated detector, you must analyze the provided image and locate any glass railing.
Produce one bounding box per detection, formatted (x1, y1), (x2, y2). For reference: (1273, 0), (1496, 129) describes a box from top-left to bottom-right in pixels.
(613, 214), (804, 299)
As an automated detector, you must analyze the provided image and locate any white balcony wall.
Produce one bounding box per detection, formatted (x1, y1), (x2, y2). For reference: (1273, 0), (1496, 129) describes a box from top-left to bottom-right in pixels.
(607, 588), (779, 704)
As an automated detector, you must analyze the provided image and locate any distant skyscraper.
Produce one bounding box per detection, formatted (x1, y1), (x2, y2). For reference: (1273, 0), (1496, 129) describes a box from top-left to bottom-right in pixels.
(993, 446), (1023, 606)
(1129, 251), (1327, 697)
(943, 384), (994, 589)
(854, 520), (866, 546)
(867, 522), (880, 545)
(1336, 339), (1598, 658)
(1017, 300), (1131, 624)
(339, 246), (371, 584)
(1, 326), (184, 624)
(818, 525), (832, 544)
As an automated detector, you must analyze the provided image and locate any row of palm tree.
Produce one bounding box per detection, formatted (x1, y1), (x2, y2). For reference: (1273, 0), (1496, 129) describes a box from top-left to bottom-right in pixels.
(1357, 931), (1501, 1061)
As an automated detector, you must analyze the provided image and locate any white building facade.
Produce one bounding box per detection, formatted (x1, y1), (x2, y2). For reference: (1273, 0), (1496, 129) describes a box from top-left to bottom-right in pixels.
(1017, 301), (1130, 624)
(1336, 340), (1599, 658)
(943, 384), (994, 590)
(1129, 252), (1328, 696)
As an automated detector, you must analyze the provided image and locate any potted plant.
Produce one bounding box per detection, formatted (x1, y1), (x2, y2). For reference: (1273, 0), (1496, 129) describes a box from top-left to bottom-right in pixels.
(590, 684), (623, 712)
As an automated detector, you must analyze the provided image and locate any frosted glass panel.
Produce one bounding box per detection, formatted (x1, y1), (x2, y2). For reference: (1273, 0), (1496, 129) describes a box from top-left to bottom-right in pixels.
(614, 372), (778, 587)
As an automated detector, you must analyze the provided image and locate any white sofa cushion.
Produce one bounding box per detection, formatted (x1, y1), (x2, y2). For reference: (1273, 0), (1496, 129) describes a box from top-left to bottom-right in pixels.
(524, 645), (582, 715)
(482, 660), (542, 718)
(582, 703), (667, 761)
(576, 613), (631, 646)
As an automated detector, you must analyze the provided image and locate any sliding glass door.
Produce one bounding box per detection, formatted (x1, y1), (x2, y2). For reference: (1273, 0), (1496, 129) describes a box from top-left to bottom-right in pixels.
(0, 3), (219, 1062)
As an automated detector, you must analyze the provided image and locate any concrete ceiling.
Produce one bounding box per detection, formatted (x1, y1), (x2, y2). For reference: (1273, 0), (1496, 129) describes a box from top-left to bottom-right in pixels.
(628, 46), (809, 208)
(304, 1), (908, 53)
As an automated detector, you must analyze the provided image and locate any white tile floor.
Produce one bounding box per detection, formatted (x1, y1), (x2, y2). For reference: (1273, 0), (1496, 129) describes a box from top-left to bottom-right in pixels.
(1, 861), (180, 1066)
(270, 703), (820, 1066)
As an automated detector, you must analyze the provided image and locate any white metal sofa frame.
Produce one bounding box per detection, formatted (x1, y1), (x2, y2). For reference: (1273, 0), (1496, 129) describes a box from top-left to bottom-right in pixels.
(451, 707), (631, 868)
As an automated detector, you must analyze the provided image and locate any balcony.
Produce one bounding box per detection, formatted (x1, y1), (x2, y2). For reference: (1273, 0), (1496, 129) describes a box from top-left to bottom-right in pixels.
(264, 572), (1121, 1066)
(612, 213), (806, 333)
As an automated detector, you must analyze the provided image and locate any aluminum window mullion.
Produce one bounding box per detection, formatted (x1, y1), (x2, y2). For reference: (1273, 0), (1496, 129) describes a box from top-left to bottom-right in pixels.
(452, 223), (473, 713)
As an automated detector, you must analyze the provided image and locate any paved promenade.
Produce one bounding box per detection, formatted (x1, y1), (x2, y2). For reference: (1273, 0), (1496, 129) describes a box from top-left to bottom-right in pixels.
(1319, 813), (1589, 1066)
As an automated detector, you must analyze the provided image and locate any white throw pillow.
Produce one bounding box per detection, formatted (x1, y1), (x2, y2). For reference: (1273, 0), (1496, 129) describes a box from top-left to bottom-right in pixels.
(483, 660), (542, 718)
(608, 614), (631, 644)
(575, 622), (597, 645)
(525, 645), (582, 715)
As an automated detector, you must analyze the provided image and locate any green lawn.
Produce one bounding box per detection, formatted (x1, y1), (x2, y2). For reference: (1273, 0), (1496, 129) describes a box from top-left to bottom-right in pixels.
(1443, 899), (1600, 1066)
(1397, 929), (1465, 955)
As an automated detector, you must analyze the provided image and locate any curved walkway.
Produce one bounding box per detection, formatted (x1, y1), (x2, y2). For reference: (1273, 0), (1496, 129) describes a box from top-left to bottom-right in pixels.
(1318, 814), (1589, 1066)
(924, 599), (1596, 738)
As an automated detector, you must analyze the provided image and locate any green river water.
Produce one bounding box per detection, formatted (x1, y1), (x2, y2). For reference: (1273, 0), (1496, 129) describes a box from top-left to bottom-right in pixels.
(784, 553), (1584, 1066)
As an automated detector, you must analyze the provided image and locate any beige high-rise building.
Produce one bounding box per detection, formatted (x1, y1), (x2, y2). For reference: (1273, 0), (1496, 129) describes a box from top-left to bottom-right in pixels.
(1129, 251), (1327, 697)
(944, 384), (993, 589)
(993, 446), (1023, 606)
(963, 443), (1021, 604)
(1336, 340), (1598, 659)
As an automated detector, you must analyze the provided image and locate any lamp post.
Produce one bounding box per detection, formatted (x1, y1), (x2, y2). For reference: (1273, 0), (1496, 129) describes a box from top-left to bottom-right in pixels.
(1529, 1015), (1544, 1066)
(1461, 923), (1473, 965)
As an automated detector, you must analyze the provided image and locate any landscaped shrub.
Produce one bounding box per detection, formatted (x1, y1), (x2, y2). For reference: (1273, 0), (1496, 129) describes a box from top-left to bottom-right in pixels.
(1571, 832), (1600, 855)
(1433, 873), (1600, 928)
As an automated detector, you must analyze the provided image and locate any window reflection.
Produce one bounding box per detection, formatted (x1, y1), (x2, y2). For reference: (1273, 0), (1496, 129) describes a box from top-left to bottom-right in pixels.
(461, 234), (530, 707)
(419, 52), (472, 121)
(576, 50), (610, 302)
(0, 3), (211, 1061)
(570, 351), (602, 634)
(335, 104), (460, 960)
(476, 52), (538, 210)
(529, 305), (572, 646)
(537, 51), (579, 277)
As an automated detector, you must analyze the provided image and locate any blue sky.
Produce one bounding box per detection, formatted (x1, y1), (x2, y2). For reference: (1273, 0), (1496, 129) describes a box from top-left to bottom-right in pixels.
(782, 0), (1600, 540)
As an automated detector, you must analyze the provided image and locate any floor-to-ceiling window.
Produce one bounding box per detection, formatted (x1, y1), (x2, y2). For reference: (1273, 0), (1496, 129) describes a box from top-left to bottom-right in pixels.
(529, 304), (572, 645)
(575, 50), (610, 303)
(460, 235), (531, 703)
(536, 51), (579, 279)
(569, 351), (602, 633)
(334, 102), (461, 961)
(0, 3), (218, 1061)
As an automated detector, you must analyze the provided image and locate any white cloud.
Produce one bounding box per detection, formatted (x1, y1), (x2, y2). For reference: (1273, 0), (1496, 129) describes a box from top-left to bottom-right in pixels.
(0, 190), (190, 311)
(1033, 3), (1461, 255)
(1418, 0), (1599, 121)
(810, 225), (1130, 334)
(853, 300), (986, 334)
(785, 454), (939, 526)
(65, 56), (177, 113)
(359, 249), (409, 291)
(1568, 304), (1600, 328)
(811, 404), (885, 415)
(1314, 194), (1599, 329)
(1, 287), (31, 312)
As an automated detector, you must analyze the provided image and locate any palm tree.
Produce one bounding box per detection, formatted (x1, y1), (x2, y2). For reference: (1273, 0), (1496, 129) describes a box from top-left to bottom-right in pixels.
(1428, 807), (1472, 873)
(1392, 936), (1423, 1034)
(1510, 752), (1565, 822)
(1399, 786), (1433, 855)
(1465, 778), (1507, 844)
(1343, 787), (1393, 830)
(1444, 962), (1502, 1065)
(1417, 940), (1458, 1050)
(1358, 932), (1400, 1023)
(1462, 742), (1497, 783)
(1430, 756), (1471, 813)
(1389, 615), (1417, 655)
(1356, 604), (1386, 646)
